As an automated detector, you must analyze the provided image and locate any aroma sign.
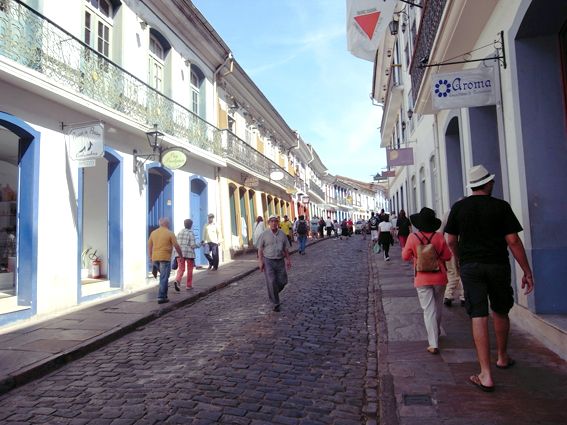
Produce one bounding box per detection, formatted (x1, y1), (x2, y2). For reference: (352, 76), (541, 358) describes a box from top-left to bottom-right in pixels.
(431, 67), (500, 111)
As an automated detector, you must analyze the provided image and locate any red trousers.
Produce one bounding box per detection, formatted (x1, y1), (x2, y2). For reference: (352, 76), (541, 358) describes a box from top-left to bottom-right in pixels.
(176, 257), (195, 288)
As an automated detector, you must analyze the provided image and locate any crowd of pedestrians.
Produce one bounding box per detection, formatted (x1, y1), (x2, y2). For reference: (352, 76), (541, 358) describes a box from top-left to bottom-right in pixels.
(148, 163), (534, 393)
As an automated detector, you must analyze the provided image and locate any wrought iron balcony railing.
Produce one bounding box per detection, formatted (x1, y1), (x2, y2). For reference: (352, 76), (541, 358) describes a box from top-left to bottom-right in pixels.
(308, 181), (325, 201)
(409, 0), (447, 104)
(222, 130), (296, 191)
(0, 0), (222, 155)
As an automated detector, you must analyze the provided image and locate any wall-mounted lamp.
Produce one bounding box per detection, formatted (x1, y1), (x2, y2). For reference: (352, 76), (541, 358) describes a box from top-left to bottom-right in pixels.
(133, 124), (164, 174)
(389, 9), (409, 36)
(401, 121), (407, 130)
(139, 19), (148, 30)
(133, 124), (188, 177)
(407, 108), (414, 119)
(184, 59), (191, 67)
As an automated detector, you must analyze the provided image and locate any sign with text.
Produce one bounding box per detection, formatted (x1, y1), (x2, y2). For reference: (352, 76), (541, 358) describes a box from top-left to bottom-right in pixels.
(68, 123), (104, 162)
(431, 67), (500, 110)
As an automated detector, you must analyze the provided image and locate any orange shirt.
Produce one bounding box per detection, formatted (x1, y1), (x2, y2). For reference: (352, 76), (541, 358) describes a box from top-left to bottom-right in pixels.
(401, 231), (452, 287)
(148, 226), (178, 262)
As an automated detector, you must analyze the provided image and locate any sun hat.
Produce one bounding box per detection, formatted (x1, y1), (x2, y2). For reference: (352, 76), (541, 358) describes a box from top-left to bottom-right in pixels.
(467, 164), (495, 188)
(410, 207), (442, 232)
(268, 215), (279, 222)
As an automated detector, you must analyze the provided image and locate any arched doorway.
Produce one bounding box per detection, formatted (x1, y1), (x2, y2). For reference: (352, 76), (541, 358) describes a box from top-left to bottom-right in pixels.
(0, 112), (39, 324)
(147, 165), (173, 272)
(190, 176), (208, 267)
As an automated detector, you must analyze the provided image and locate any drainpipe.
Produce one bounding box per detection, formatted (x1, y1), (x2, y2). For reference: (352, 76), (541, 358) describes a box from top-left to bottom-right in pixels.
(213, 52), (234, 126)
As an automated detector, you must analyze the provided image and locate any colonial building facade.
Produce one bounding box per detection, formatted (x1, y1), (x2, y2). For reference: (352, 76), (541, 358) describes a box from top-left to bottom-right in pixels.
(0, 0), (384, 328)
(374, 0), (567, 358)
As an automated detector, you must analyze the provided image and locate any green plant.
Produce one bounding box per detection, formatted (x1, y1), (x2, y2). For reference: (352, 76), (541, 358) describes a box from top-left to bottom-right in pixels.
(81, 247), (99, 268)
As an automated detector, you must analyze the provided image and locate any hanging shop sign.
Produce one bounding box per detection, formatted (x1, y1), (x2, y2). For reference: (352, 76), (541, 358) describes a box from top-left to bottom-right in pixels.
(161, 149), (187, 170)
(67, 122), (104, 167)
(301, 195), (310, 204)
(431, 66), (500, 111)
(386, 148), (414, 167)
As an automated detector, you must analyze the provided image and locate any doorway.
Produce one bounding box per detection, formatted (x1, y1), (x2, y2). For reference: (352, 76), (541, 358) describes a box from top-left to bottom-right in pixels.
(0, 112), (39, 324)
(147, 165), (173, 272)
(190, 176), (208, 266)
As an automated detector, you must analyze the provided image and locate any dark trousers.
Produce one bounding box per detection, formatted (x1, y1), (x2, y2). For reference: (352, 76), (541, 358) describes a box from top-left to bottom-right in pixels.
(204, 242), (219, 269)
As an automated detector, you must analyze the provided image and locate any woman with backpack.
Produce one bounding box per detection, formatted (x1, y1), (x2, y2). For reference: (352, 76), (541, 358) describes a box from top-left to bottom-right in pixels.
(402, 207), (452, 355)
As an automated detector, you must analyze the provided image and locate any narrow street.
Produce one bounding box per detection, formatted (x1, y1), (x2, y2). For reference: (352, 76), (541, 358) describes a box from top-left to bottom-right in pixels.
(0, 236), (375, 424)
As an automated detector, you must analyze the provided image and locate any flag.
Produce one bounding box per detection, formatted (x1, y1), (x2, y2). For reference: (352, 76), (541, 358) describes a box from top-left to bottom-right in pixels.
(386, 148), (414, 167)
(346, 0), (396, 62)
(431, 66), (500, 111)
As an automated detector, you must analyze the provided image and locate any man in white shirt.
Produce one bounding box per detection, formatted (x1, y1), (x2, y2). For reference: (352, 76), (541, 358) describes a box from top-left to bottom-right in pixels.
(202, 213), (222, 270)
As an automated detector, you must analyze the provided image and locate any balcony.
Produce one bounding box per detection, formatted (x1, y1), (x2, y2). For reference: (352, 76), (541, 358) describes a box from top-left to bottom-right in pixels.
(307, 181), (325, 202)
(0, 0), (222, 155)
(409, 0), (447, 105)
(222, 130), (296, 191)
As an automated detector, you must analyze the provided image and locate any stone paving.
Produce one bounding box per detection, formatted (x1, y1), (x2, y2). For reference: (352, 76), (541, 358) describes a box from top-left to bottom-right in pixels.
(0, 234), (566, 424)
(0, 236), (377, 424)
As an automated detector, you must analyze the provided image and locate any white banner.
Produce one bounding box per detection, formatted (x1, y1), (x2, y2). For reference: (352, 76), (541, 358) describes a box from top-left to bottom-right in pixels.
(431, 67), (500, 110)
(346, 0), (396, 62)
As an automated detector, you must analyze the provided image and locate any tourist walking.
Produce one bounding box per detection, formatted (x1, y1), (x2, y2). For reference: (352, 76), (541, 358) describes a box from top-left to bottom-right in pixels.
(148, 217), (183, 304)
(202, 213), (222, 270)
(257, 215), (292, 312)
(396, 209), (412, 248)
(402, 207), (452, 354)
(174, 219), (201, 290)
(378, 214), (394, 261)
(296, 215), (309, 254)
(445, 164), (534, 392)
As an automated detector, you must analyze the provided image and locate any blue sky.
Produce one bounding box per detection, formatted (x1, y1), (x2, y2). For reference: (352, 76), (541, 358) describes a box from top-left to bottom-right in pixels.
(191, 0), (386, 182)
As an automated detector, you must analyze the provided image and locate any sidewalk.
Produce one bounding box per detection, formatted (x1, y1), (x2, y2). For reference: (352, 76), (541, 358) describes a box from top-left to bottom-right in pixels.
(0, 251), (263, 395)
(372, 243), (567, 425)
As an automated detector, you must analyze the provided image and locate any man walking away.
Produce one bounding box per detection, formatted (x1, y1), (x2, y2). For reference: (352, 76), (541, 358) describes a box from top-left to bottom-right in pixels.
(296, 215), (309, 255)
(445, 164), (534, 393)
(257, 215), (292, 312)
(148, 217), (182, 304)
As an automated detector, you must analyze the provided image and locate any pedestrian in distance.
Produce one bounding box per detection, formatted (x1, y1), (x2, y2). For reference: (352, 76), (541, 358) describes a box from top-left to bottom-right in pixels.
(296, 214), (309, 254)
(280, 215), (293, 247)
(257, 215), (292, 312)
(396, 209), (412, 248)
(325, 216), (333, 237)
(174, 219), (201, 291)
(318, 217), (325, 238)
(252, 215), (265, 252)
(445, 164), (534, 393)
(368, 212), (380, 253)
(202, 213), (222, 270)
(148, 217), (183, 304)
(310, 216), (319, 239)
(378, 214), (394, 261)
(402, 207), (452, 354)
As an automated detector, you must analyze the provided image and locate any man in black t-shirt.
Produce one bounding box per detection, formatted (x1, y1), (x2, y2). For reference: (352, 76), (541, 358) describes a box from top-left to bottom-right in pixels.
(445, 165), (534, 392)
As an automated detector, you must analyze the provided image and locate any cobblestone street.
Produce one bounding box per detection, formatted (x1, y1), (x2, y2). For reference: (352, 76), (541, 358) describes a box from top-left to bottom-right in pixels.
(0, 236), (374, 424)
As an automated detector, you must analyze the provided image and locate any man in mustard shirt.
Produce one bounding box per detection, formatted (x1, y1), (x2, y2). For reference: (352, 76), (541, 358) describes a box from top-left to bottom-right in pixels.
(279, 215), (293, 246)
(148, 217), (182, 304)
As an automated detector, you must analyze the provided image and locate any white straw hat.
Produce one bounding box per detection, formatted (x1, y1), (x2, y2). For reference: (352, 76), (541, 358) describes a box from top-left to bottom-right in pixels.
(467, 165), (495, 188)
